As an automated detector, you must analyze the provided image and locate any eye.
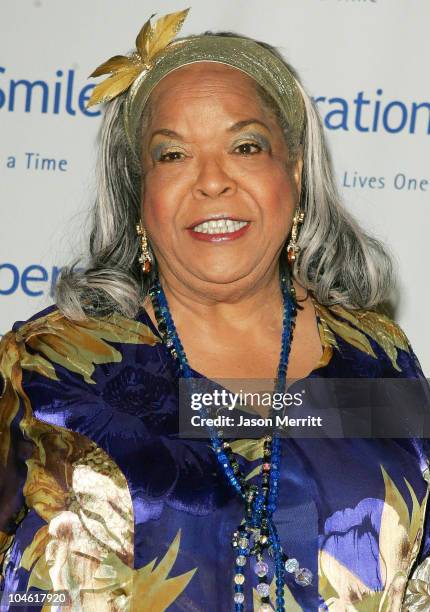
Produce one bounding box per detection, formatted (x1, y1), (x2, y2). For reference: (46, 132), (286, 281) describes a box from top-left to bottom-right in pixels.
(233, 142), (263, 155)
(159, 150), (185, 162)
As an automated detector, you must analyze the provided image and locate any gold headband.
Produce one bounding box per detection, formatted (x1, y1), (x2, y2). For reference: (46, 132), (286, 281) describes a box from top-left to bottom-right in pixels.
(87, 9), (305, 154)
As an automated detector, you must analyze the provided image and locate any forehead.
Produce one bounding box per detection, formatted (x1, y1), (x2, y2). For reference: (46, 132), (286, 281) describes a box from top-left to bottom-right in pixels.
(147, 62), (264, 116)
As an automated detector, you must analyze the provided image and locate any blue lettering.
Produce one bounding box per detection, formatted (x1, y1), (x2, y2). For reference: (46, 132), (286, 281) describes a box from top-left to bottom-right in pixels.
(394, 173), (406, 190)
(25, 152), (34, 169)
(65, 69), (76, 116)
(325, 97), (348, 130)
(79, 84), (101, 117)
(313, 96), (326, 105)
(0, 67), (429, 138)
(353, 92), (371, 132)
(410, 102), (430, 134)
(9, 78), (49, 113)
(372, 89), (383, 132)
(21, 265), (48, 296)
(0, 263), (19, 295)
(0, 264), (64, 297)
(53, 70), (63, 114)
(0, 67), (5, 108)
(382, 101), (408, 133)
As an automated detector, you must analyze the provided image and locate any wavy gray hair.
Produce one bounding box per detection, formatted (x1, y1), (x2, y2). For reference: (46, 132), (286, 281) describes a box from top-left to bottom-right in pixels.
(56, 34), (393, 320)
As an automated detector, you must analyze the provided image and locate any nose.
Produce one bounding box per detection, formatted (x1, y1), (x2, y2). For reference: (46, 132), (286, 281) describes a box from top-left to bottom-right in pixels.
(192, 157), (237, 200)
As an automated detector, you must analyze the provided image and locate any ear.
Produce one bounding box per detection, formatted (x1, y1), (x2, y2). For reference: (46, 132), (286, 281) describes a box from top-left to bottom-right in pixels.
(291, 155), (304, 196)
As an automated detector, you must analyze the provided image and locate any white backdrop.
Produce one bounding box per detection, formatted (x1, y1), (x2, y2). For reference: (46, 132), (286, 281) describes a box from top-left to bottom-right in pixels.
(1, 0), (429, 372)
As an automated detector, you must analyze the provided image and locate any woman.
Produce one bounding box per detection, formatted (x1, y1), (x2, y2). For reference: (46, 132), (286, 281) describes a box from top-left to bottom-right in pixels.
(0, 9), (429, 612)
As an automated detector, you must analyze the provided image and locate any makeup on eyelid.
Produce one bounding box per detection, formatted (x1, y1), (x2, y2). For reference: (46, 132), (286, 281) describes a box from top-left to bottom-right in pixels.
(150, 142), (184, 162)
(150, 131), (271, 162)
(232, 131), (271, 152)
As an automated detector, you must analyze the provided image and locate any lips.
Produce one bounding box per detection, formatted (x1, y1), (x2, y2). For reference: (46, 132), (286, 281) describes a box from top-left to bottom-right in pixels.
(187, 216), (251, 242)
(191, 218), (248, 234)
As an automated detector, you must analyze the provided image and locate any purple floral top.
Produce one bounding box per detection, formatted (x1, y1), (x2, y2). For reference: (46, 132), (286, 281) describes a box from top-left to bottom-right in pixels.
(0, 300), (429, 611)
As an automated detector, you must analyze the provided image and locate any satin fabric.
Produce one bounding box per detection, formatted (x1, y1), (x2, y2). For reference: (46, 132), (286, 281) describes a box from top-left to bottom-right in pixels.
(0, 300), (429, 611)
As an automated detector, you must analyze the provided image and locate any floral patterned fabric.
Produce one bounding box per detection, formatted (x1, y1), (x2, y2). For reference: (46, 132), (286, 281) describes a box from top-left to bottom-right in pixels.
(0, 300), (429, 611)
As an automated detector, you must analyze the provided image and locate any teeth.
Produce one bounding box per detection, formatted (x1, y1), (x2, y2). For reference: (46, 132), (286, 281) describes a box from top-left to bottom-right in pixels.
(192, 219), (248, 234)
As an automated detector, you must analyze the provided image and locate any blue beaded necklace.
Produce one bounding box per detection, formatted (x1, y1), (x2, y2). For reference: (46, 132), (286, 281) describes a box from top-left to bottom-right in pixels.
(149, 267), (312, 612)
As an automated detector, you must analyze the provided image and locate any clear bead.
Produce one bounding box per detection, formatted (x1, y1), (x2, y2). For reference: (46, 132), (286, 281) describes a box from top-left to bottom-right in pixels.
(234, 573), (245, 585)
(239, 537), (249, 549)
(294, 567), (313, 586)
(114, 595), (128, 609)
(256, 582), (270, 597)
(284, 558), (299, 573)
(234, 592), (245, 604)
(254, 560), (269, 577)
(236, 555), (247, 567)
(259, 604), (272, 611)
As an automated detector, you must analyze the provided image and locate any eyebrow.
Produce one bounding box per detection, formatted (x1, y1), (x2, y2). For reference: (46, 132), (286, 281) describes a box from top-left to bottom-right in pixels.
(228, 119), (272, 134)
(149, 119), (271, 143)
(150, 128), (182, 140)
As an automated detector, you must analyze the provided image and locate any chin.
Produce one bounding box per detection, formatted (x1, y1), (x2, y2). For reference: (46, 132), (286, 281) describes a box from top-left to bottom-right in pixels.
(191, 266), (255, 286)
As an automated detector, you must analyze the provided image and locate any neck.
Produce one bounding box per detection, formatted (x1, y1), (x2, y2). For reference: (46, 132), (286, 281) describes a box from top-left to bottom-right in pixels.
(149, 261), (285, 332)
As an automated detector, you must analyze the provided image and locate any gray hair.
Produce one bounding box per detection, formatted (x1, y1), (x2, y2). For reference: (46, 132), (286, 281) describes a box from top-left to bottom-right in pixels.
(55, 34), (393, 320)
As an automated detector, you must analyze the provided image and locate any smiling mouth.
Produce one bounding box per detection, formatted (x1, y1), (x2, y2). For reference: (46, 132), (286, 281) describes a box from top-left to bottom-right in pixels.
(191, 218), (249, 234)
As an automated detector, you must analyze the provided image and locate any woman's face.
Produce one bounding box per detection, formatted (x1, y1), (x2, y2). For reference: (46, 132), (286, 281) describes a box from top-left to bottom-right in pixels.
(141, 62), (302, 292)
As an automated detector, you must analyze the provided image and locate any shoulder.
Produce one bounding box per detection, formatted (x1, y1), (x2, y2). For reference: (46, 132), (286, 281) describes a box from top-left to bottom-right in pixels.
(312, 299), (423, 377)
(0, 303), (161, 396)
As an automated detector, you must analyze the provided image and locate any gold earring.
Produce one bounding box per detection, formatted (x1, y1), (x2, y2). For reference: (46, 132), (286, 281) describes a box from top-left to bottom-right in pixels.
(287, 209), (305, 265)
(136, 220), (152, 273)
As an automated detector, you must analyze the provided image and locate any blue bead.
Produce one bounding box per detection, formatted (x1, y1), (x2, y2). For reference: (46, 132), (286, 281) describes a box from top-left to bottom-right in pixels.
(151, 272), (296, 541)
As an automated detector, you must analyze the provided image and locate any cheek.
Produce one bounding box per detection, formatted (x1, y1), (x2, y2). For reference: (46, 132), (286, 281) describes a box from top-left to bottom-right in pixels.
(249, 167), (297, 219)
(141, 171), (185, 230)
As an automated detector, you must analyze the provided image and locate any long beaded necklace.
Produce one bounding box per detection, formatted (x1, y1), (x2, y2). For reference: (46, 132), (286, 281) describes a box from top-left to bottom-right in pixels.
(149, 267), (313, 612)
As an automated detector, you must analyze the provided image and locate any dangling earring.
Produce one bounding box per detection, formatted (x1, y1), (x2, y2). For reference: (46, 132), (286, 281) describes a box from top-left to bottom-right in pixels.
(286, 209), (305, 265)
(136, 219), (152, 273)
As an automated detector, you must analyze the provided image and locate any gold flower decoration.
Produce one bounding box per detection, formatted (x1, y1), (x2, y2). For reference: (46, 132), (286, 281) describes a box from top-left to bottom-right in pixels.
(87, 8), (190, 108)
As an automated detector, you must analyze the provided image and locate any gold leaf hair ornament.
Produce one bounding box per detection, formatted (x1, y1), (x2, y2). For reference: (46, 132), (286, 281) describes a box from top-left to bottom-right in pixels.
(86, 8), (190, 108)
(87, 8), (305, 156)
